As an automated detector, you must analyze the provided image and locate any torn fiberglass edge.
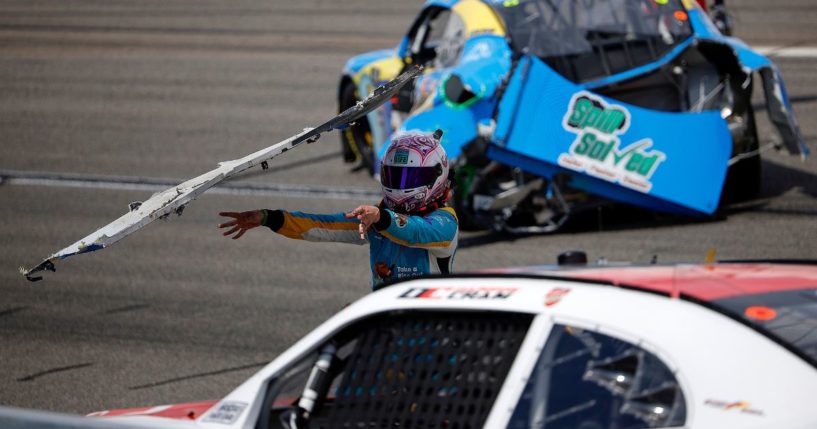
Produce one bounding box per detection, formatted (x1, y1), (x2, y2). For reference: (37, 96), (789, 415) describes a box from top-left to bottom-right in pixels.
(715, 36), (808, 157)
(19, 67), (422, 282)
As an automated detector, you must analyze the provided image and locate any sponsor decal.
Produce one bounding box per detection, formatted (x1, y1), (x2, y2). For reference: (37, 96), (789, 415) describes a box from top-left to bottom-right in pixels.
(704, 399), (764, 416)
(394, 148), (409, 165)
(396, 266), (420, 275)
(545, 287), (571, 307)
(462, 41), (492, 62)
(395, 213), (408, 228)
(399, 287), (517, 300)
(559, 92), (666, 193)
(202, 401), (248, 425)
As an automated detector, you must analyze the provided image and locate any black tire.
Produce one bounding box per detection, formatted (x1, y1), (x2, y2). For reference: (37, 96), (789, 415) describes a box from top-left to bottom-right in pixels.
(725, 152), (762, 202)
(722, 106), (762, 203)
(339, 83), (375, 175)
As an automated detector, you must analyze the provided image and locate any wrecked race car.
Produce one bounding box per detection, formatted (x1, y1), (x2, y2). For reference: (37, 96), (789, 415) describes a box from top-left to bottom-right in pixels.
(337, 0), (808, 233)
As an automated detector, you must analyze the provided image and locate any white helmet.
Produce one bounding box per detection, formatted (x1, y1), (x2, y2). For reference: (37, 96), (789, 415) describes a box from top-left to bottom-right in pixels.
(380, 130), (450, 214)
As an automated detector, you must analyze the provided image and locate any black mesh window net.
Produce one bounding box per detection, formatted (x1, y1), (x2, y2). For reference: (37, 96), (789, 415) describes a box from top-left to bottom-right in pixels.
(298, 311), (533, 429)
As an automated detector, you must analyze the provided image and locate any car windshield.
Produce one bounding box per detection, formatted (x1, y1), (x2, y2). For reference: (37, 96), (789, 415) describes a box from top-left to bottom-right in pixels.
(494, 0), (694, 82)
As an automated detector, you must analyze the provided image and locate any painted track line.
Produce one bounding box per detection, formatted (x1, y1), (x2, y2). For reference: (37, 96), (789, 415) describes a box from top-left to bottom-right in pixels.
(0, 169), (380, 201)
(754, 46), (817, 59)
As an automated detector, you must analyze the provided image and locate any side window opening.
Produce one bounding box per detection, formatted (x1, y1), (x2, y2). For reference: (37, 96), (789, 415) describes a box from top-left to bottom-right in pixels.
(268, 353), (317, 410)
(508, 325), (686, 429)
(259, 311), (533, 429)
(408, 8), (453, 67)
(434, 12), (467, 69)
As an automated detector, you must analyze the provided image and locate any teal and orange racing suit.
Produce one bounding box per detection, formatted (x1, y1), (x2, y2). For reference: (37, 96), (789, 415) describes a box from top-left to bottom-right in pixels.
(261, 206), (458, 288)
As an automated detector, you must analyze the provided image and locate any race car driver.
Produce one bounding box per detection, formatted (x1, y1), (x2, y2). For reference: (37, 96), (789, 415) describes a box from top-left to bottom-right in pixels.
(217, 130), (458, 288)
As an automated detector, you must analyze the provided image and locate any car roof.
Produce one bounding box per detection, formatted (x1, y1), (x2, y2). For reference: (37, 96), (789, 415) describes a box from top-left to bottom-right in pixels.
(481, 261), (817, 368)
(488, 261), (817, 301)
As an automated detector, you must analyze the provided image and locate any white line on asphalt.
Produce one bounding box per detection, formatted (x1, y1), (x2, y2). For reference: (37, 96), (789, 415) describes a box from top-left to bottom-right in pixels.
(0, 170), (380, 201)
(754, 46), (817, 59)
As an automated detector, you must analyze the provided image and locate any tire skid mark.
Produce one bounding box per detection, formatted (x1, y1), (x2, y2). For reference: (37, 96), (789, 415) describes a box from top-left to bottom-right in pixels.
(103, 304), (150, 315)
(128, 362), (267, 390)
(0, 306), (27, 318)
(0, 23), (397, 38)
(0, 7), (413, 19)
(2, 38), (386, 57)
(755, 207), (817, 216)
(17, 363), (93, 382)
(0, 169), (380, 201)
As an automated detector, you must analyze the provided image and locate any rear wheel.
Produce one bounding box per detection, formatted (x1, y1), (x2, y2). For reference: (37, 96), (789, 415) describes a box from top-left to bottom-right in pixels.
(339, 83), (375, 175)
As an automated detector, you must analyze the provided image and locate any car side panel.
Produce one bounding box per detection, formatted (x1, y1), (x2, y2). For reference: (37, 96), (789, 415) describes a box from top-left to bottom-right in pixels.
(491, 55), (732, 215)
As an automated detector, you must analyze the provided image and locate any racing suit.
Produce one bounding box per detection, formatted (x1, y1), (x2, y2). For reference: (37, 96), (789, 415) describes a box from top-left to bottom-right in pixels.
(262, 206), (458, 288)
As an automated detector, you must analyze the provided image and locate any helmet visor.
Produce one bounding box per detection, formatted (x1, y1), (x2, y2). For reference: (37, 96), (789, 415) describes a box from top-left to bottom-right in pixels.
(381, 165), (439, 190)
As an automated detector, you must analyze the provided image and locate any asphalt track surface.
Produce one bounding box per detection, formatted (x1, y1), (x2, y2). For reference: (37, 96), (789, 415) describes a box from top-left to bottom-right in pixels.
(1, 0), (816, 416)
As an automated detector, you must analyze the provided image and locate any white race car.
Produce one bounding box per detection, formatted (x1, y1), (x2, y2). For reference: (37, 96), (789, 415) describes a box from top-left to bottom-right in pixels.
(8, 261), (816, 429)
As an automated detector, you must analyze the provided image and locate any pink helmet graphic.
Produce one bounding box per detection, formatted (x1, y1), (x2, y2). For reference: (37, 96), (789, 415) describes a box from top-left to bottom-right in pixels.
(380, 130), (450, 214)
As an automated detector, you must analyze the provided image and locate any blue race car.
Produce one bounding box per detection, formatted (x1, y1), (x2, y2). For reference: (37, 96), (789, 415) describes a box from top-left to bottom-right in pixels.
(338, 0), (807, 232)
